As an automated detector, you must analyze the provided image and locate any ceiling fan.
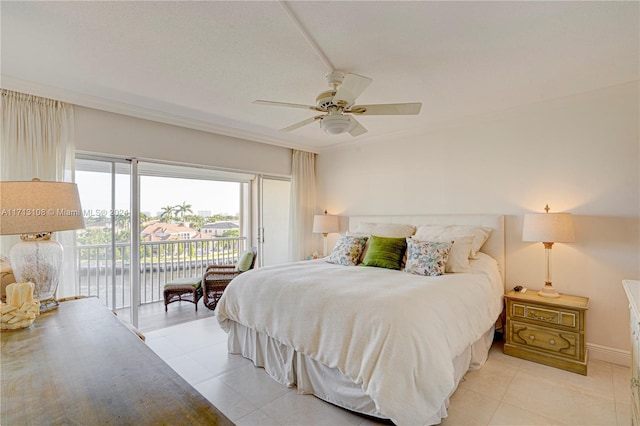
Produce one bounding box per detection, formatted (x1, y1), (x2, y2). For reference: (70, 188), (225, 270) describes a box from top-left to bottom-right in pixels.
(253, 71), (422, 137)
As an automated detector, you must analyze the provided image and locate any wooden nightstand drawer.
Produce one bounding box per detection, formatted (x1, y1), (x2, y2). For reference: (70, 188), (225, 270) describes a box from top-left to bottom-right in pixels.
(508, 320), (582, 361)
(510, 302), (580, 330)
(504, 290), (588, 375)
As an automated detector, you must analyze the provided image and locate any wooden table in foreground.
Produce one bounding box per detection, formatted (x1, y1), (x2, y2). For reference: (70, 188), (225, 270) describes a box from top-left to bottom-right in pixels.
(1, 297), (233, 425)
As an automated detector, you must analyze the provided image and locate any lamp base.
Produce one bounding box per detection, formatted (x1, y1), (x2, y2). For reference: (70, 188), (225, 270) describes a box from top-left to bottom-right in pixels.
(10, 233), (63, 313)
(538, 283), (560, 298)
(322, 234), (328, 257)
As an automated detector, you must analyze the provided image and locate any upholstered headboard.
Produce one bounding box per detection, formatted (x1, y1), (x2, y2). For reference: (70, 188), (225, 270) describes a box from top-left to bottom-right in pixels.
(348, 215), (505, 284)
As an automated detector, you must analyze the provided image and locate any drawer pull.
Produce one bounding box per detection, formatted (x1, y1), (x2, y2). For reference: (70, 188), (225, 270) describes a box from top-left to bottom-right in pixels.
(632, 378), (640, 389)
(529, 310), (556, 322)
(549, 339), (555, 345)
(529, 335), (535, 341)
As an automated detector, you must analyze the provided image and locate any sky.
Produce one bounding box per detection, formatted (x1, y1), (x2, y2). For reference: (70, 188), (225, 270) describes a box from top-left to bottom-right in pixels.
(76, 171), (240, 218)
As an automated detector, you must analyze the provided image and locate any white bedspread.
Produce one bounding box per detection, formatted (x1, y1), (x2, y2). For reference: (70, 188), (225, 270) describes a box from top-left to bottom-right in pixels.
(216, 253), (503, 425)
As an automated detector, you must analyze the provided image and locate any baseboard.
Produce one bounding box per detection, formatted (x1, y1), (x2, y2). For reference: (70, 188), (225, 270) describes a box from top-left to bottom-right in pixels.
(587, 342), (630, 367)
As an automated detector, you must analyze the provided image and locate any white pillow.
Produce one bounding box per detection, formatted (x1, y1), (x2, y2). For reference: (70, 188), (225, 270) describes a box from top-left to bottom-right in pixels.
(353, 222), (416, 238)
(414, 225), (492, 258)
(412, 234), (474, 272)
(353, 222), (377, 235)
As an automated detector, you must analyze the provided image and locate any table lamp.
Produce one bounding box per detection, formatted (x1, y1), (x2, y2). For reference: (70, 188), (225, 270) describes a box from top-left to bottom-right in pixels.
(0, 179), (85, 311)
(522, 204), (575, 298)
(312, 210), (339, 257)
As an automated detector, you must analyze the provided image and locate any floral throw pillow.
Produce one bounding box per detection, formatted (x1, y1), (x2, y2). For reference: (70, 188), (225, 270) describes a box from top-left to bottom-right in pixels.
(404, 239), (453, 276)
(327, 235), (369, 266)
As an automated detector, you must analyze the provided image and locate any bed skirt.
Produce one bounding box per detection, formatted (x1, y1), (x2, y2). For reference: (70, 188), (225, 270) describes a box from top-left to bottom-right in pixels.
(226, 320), (495, 424)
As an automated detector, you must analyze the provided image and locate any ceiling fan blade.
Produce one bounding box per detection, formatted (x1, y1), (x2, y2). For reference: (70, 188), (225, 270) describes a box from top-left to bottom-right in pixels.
(349, 103), (422, 115)
(281, 115), (323, 132)
(253, 100), (322, 112)
(348, 117), (367, 137)
(332, 73), (372, 107)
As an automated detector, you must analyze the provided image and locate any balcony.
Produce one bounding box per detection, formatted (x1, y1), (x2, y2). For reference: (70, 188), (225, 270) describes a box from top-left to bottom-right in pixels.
(77, 236), (247, 310)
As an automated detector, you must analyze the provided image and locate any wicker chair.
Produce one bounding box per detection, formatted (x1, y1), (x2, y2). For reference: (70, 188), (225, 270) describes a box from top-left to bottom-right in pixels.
(203, 247), (257, 311)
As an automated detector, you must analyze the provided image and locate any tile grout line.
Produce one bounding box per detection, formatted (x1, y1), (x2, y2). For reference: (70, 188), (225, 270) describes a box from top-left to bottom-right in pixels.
(485, 350), (520, 425)
(488, 347), (566, 425)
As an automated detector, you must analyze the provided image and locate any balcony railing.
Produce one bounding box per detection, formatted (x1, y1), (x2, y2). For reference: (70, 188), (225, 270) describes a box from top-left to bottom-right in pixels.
(77, 237), (247, 310)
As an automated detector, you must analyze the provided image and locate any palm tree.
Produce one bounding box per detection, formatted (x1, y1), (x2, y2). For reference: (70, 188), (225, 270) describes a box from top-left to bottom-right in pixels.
(139, 212), (149, 226)
(114, 211), (130, 232)
(160, 205), (176, 223)
(174, 201), (193, 224)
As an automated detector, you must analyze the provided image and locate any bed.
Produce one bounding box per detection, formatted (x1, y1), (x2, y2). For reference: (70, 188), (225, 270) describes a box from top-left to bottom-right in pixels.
(215, 215), (505, 425)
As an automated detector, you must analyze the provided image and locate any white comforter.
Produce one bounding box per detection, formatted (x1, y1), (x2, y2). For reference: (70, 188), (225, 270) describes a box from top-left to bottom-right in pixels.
(215, 253), (503, 426)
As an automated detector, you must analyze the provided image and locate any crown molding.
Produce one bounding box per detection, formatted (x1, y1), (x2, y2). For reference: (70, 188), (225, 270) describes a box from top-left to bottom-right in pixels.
(1, 75), (320, 154)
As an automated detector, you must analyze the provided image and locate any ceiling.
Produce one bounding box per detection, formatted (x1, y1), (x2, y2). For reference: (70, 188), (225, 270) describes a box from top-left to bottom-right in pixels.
(2, 1), (638, 153)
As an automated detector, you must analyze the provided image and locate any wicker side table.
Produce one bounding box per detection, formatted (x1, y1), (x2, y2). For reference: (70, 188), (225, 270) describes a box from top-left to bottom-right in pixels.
(163, 277), (203, 312)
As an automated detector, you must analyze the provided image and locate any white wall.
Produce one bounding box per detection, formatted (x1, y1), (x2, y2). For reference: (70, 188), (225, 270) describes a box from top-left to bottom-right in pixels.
(74, 106), (292, 176)
(316, 81), (639, 361)
(73, 106), (292, 285)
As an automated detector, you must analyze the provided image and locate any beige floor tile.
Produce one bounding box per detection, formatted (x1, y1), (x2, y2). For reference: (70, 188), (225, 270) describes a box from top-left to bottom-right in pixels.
(235, 408), (282, 426)
(164, 352), (215, 385)
(486, 342), (527, 370)
(156, 324), (216, 354)
(441, 387), (500, 426)
(616, 401), (632, 426)
(612, 364), (632, 404)
(503, 370), (617, 425)
(261, 391), (366, 426)
(194, 376), (259, 421)
(459, 361), (517, 400)
(488, 401), (563, 425)
(517, 357), (614, 400)
(145, 334), (188, 359)
(217, 362), (293, 407)
(189, 340), (248, 377)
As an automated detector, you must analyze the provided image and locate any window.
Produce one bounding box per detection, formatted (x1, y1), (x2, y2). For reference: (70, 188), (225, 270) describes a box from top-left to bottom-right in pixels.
(75, 155), (264, 328)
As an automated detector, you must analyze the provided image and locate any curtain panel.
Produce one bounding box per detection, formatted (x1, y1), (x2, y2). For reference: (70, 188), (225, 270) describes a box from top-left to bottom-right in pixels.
(0, 89), (77, 297)
(288, 150), (316, 262)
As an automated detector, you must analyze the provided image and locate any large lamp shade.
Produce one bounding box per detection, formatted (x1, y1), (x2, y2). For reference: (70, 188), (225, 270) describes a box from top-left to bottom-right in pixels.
(312, 214), (339, 236)
(0, 179), (85, 311)
(0, 180), (84, 235)
(522, 206), (574, 298)
(522, 213), (575, 243)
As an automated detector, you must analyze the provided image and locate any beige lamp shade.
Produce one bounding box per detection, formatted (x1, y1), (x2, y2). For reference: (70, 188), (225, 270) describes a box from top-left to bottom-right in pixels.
(522, 212), (575, 243)
(0, 179), (85, 235)
(312, 214), (339, 235)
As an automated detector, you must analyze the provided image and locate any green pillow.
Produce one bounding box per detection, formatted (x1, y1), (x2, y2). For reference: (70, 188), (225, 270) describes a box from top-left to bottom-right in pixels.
(235, 250), (255, 272)
(361, 235), (407, 270)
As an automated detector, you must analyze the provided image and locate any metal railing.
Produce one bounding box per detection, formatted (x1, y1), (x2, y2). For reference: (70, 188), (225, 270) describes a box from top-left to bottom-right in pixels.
(77, 237), (247, 310)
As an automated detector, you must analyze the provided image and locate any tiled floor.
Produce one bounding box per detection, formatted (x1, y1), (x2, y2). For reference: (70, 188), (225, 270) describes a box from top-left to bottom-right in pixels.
(145, 316), (632, 425)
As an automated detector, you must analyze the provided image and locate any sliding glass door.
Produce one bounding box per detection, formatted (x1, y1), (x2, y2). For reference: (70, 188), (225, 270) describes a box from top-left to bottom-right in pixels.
(75, 157), (132, 318)
(75, 155), (255, 328)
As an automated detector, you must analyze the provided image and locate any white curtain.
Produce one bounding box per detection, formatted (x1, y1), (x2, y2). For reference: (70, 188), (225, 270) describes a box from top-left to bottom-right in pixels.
(288, 150), (316, 261)
(0, 89), (77, 297)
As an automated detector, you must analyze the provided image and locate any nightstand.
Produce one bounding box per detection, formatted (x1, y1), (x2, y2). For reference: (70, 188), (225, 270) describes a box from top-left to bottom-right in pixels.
(504, 290), (589, 375)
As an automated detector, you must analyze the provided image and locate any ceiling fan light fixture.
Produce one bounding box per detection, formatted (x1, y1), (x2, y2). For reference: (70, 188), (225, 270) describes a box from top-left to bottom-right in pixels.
(320, 115), (351, 135)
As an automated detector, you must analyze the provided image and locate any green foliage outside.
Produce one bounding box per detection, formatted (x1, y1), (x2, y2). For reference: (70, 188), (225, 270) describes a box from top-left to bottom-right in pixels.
(77, 201), (240, 248)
